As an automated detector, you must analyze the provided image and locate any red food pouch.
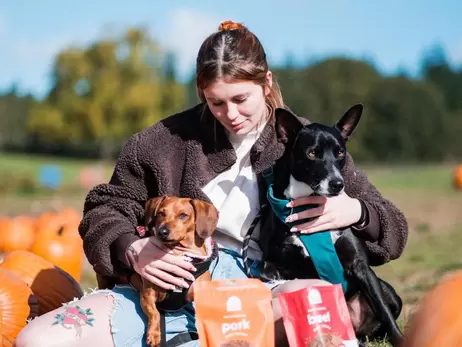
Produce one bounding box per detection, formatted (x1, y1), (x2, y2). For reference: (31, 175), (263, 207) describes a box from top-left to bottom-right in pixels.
(277, 284), (359, 347)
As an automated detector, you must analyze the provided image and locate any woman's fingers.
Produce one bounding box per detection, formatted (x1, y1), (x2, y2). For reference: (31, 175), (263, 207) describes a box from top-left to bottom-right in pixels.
(153, 260), (196, 281)
(286, 205), (324, 223)
(162, 253), (197, 272)
(145, 265), (192, 289)
(141, 272), (176, 291)
(288, 195), (327, 208)
(291, 214), (333, 232)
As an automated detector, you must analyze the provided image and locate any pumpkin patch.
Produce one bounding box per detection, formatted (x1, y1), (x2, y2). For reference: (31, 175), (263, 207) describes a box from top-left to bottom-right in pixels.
(0, 216), (35, 253)
(0, 207), (84, 282)
(0, 250), (84, 315)
(0, 207), (86, 346)
(0, 269), (40, 346)
(30, 223), (84, 282)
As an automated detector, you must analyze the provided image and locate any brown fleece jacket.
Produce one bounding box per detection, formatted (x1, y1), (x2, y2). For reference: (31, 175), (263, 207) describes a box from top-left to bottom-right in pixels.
(79, 103), (408, 284)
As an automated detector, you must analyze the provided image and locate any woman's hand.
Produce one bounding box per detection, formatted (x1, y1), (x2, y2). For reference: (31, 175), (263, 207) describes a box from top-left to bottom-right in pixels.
(126, 237), (197, 291)
(285, 192), (362, 233)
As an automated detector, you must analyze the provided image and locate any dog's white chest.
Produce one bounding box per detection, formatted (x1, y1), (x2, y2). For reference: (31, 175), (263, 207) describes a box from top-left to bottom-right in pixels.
(283, 176), (314, 200)
(289, 230), (343, 258)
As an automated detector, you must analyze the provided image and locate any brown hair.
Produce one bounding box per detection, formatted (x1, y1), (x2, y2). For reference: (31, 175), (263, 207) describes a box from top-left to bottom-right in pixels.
(195, 20), (284, 113)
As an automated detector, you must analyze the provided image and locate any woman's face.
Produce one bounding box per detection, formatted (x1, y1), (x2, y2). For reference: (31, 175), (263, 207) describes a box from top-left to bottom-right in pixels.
(203, 73), (273, 135)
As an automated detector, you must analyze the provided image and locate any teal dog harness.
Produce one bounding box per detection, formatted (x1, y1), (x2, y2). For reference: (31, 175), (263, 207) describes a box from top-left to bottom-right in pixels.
(262, 168), (349, 293)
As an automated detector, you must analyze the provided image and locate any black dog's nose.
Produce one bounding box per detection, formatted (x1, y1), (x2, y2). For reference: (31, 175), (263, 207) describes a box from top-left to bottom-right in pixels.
(328, 179), (344, 194)
(157, 226), (170, 239)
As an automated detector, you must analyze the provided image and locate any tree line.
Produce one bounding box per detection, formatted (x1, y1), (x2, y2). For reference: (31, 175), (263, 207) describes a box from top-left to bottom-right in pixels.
(0, 27), (460, 163)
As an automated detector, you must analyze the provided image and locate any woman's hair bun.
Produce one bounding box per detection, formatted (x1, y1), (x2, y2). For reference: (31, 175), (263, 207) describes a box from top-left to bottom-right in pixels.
(218, 20), (247, 32)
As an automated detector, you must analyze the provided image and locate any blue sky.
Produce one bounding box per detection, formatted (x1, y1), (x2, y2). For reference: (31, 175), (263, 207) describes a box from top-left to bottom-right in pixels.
(0, 0), (460, 98)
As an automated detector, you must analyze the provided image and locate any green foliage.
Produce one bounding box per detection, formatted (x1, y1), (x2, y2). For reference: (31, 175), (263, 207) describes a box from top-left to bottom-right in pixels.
(362, 77), (449, 162)
(0, 30), (461, 163)
(27, 27), (186, 158)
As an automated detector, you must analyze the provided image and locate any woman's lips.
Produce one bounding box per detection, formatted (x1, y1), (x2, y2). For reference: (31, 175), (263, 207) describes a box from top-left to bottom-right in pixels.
(231, 120), (245, 130)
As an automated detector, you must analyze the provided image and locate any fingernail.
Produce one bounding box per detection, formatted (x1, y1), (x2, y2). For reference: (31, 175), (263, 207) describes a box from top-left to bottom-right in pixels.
(286, 202), (293, 208)
(182, 281), (190, 288)
(191, 267), (197, 272)
(290, 227), (298, 232)
(285, 216), (292, 223)
(188, 275), (195, 281)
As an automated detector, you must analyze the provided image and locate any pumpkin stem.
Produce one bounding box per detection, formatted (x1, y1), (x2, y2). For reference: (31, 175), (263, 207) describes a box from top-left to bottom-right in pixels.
(57, 225), (66, 236)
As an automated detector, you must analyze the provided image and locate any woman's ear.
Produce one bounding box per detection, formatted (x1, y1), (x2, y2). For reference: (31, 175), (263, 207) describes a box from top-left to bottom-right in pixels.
(264, 70), (273, 96)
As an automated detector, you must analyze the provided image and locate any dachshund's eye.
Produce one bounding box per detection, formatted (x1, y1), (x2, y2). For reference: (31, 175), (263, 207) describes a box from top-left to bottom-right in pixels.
(307, 150), (316, 159)
(179, 213), (189, 220)
(157, 211), (166, 218)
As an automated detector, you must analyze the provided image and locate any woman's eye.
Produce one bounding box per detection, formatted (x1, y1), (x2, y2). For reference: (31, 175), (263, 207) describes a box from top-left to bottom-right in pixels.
(234, 98), (247, 104)
(212, 101), (223, 107)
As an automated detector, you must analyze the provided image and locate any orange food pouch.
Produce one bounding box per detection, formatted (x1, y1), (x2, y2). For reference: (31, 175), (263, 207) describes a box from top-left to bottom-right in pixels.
(195, 278), (275, 347)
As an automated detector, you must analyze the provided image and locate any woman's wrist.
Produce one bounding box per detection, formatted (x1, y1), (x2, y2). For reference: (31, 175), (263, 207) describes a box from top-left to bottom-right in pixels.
(110, 233), (140, 270)
(126, 242), (139, 269)
(350, 198), (383, 243)
(353, 199), (369, 228)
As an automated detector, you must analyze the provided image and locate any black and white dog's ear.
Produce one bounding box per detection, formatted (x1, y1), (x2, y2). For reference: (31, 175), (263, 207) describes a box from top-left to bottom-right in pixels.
(275, 107), (305, 142)
(334, 104), (363, 142)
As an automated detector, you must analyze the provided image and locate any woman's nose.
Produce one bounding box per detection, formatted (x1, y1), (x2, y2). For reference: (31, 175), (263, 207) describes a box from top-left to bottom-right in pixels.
(225, 103), (239, 121)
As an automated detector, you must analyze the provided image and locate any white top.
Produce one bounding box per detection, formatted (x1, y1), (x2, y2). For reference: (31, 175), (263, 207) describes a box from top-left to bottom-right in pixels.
(201, 120), (268, 261)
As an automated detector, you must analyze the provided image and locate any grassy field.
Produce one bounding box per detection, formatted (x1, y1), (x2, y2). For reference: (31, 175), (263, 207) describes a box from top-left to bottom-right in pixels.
(1, 152), (461, 346)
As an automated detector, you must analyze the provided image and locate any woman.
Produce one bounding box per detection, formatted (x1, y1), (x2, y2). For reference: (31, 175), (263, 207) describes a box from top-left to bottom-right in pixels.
(15, 20), (408, 347)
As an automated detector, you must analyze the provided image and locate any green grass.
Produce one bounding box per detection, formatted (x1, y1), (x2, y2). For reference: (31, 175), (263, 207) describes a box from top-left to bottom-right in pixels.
(1, 153), (461, 346)
(0, 152), (113, 186)
(1, 152), (459, 192)
(363, 163), (459, 192)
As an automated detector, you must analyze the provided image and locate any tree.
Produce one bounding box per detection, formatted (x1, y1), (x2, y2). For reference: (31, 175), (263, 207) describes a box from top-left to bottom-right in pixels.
(363, 77), (449, 162)
(28, 27), (186, 159)
(275, 57), (382, 157)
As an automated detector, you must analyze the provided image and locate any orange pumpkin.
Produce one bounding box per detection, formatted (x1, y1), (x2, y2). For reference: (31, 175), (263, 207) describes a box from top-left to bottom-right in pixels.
(30, 224), (84, 282)
(0, 216), (36, 253)
(454, 164), (462, 190)
(33, 211), (58, 234)
(0, 269), (39, 346)
(34, 208), (81, 241)
(402, 270), (462, 347)
(58, 207), (81, 225)
(0, 216), (9, 251)
(0, 250), (84, 315)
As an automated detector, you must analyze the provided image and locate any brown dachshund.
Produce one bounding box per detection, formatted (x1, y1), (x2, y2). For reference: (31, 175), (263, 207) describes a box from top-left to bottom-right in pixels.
(132, 196), (219, 347)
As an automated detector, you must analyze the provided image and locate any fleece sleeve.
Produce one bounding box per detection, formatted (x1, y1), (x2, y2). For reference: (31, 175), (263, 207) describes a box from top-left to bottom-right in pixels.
(78, 133), (150, 277)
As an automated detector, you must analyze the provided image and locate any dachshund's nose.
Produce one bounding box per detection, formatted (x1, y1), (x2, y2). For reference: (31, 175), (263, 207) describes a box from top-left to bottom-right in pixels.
(157, 226), (170, 239)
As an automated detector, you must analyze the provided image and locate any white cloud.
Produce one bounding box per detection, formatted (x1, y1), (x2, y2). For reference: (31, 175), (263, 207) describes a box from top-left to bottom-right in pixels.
(159, 7), (224, 80)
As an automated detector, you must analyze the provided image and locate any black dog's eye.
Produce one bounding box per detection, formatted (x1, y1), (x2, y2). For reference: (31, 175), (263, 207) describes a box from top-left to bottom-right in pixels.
(178, 213), (189, 220)
(307, 150), (316, 159)
(337, 149), (345, 158)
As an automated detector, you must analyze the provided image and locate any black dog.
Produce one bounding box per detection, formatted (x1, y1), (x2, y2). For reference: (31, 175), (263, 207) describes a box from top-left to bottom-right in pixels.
(247, 104), (403, 346)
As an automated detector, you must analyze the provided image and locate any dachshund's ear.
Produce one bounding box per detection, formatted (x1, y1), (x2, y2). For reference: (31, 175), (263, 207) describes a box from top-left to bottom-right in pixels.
(189, 199), (219, 239)
(144, 196), (167, 229)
